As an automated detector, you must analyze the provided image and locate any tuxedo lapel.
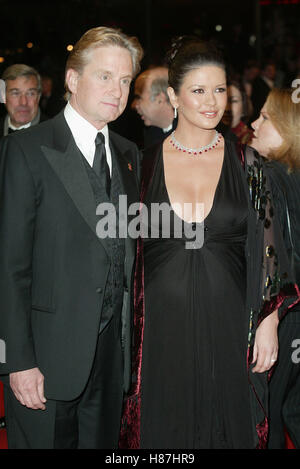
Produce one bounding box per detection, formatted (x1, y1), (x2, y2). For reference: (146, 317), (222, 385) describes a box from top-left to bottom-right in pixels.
(41, 114), (110, 256)
(109, 134), (139, 261)
(109, 134), (139, 209)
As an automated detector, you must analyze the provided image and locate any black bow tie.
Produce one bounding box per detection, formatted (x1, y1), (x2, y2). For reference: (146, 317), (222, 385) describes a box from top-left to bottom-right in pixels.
(8, 127), (16, 134)
(93, 132), (111, 196)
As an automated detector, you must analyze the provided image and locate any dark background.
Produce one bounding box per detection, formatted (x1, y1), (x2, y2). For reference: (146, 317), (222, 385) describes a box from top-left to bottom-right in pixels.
(0, 0), (299, 134)
(0, 0), (299, 75)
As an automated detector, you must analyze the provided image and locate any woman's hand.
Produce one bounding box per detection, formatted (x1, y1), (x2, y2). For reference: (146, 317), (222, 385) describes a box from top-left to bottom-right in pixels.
(252, 310), (279, 373)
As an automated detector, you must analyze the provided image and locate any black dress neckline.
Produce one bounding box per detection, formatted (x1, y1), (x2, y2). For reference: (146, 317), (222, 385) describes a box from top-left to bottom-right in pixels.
(161, 143), (226, 225)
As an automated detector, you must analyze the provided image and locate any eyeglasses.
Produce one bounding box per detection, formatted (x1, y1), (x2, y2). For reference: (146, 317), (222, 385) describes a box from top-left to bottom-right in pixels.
(7, 89), (40, 99)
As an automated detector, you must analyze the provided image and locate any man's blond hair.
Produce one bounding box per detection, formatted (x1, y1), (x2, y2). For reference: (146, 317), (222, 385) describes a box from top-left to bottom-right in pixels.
(64, 26), (143, 100)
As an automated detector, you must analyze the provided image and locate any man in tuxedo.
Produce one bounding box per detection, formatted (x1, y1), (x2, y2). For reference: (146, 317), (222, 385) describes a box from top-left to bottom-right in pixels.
(0, 26), (143, 449)
(132, 66), (176, 148)
(0, 64), (48, 137)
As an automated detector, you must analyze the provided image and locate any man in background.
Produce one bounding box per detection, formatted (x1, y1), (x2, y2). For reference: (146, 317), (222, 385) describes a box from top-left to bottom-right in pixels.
(132, 66), (176, 148)
(0, 64), (47, 137)
(40, 74), (64, 117)
(251, 61), (277, 121)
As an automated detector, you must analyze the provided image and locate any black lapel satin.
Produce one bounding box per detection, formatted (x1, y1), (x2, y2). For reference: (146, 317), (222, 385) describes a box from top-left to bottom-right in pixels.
(41, 116), (110, 256)
(109, 135), (139, 260)
(109, 136), (139, 207)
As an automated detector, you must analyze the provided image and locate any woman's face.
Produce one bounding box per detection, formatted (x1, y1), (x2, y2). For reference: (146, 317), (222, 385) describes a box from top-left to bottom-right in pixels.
(251, 105), (283, 157)
(222, 84), (243, 128)
(168, 65), (227, 130)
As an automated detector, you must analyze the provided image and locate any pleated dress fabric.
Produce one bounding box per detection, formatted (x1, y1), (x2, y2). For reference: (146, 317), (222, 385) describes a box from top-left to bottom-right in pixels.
(140, 141), (254, 449)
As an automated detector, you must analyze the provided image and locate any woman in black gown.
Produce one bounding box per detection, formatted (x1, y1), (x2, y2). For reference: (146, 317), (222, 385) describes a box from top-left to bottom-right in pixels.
(120, 38), (299, 450)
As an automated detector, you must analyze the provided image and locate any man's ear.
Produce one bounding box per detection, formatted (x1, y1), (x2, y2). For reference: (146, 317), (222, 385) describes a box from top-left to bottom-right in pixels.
(156, 91), (167, 105)
(65, 69), (79, 95)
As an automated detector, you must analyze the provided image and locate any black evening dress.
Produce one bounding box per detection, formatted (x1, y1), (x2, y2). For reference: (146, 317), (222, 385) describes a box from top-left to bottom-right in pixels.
(140, 141), (254, 449)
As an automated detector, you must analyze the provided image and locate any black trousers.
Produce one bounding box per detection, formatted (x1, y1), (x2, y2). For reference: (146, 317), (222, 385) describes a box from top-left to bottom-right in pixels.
(3, 319), (123, 449)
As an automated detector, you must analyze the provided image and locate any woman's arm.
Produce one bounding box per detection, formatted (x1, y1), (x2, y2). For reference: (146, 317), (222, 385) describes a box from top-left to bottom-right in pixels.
(252, 309), (279, 373)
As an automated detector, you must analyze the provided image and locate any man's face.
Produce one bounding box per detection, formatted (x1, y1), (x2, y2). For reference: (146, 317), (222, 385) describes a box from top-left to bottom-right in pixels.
(263, 64), (276, 81)
(132, 74), (162, 127)
(5, 75), (40, 127)
(67, 45), (133, 129)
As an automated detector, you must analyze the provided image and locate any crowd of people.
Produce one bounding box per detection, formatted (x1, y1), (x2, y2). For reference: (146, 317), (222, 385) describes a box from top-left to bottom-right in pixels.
(0, 25), (299, 450)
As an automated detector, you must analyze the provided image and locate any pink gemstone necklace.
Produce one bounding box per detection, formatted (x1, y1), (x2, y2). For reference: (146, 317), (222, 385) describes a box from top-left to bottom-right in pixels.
(170, 130), (221, 156)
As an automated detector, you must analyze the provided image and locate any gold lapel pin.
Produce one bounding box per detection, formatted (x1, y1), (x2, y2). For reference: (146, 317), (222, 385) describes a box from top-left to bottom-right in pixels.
(128, 163), (133, 171)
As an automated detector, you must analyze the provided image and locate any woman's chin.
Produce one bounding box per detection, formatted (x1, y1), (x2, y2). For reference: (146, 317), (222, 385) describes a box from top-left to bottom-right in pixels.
(249, 137), (257, 149)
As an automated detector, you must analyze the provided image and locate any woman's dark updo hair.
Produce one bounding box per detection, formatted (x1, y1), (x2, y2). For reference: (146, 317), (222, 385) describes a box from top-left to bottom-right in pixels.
(166, 36), (226, 94)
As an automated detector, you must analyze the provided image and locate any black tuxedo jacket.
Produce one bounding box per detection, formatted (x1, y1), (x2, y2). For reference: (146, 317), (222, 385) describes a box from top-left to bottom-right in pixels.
(143, 118), (177, 149)
(0, 111), (140, 400)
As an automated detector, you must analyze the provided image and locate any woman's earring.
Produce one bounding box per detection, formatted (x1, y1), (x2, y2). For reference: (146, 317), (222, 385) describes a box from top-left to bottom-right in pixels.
(174, 107), (177, 119)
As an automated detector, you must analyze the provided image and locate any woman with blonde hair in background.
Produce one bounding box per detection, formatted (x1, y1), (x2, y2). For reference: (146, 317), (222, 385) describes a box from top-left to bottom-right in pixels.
(251, 87), (300, 449)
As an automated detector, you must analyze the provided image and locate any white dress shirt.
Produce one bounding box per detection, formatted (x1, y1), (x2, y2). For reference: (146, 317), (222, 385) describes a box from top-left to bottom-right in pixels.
(262, 76), (274, 90)
(162, 123), (173, 133)
(8, 116), (32, 131)
(64, 102), (112, 175)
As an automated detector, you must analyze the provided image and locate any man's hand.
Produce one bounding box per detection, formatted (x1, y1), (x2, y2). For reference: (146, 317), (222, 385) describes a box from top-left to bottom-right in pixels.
(252, 310), (279, 373)
(9, 368), (46, 410)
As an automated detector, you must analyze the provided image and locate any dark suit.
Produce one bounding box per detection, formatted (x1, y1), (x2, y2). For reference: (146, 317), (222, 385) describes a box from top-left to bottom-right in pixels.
(0, 110), (140, 448)
(143, 118), (177, 150)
